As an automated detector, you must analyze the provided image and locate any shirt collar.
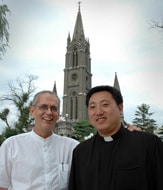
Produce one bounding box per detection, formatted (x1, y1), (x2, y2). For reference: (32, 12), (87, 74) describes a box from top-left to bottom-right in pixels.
(31, 129), (53, 143)
(98, 125), (124, 142)
(104, 136), (114, 142)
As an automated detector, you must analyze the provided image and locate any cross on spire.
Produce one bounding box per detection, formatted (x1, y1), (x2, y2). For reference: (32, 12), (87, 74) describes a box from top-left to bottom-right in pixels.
(78, 1), (82, 11)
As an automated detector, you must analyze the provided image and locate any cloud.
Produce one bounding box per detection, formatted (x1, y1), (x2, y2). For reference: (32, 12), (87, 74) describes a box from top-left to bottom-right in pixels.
(0, 0), (163, 131)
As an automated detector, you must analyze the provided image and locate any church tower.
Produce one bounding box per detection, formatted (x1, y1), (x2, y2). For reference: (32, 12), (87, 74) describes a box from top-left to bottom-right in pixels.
(113, 72), (126, 125)
(113, 72), (121, 91)
(62, 4), (92, 121)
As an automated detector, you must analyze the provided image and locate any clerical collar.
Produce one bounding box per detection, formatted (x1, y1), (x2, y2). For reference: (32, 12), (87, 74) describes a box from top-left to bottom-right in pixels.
(98, 125), (124, 142)
(104, 136), (113, 142)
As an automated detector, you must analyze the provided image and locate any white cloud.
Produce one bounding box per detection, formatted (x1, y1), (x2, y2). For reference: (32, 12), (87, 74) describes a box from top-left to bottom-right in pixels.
(0, 0), (163, 130)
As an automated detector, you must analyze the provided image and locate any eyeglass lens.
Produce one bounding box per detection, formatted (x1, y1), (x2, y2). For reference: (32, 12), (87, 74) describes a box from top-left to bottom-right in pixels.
(35, 104), (58, 112)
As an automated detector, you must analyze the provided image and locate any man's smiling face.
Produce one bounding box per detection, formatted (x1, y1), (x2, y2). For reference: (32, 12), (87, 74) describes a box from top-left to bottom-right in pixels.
(30, 92), (59, 138)
(88, 91), (123, 137)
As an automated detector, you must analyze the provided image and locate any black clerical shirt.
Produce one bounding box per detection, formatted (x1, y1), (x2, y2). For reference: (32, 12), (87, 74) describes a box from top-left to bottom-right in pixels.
(68, 126), (163, 190)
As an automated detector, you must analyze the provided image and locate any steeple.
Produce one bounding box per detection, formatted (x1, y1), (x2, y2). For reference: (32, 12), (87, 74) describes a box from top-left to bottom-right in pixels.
(52, 81), (60, 114)
(113, 72), (121, 91)
(67, 32), (71, 46)
(113, 72), (127, 126)
(72, 2), (85, 41)
(62, 3), (92, 121)
(52, 81), (57, 95)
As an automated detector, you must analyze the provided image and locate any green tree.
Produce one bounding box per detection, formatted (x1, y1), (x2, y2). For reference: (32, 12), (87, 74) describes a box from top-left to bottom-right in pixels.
(157, 126), (163, 142)
(72, 120), (96, 142)
(0, 109), (18, 145)
(132, 103), (157, 133)
(0, 3), (10, 59)
(151, 20), (163, 29)
(0, 75), (37, 141)
(0, 108), (10, 128)
(0, 134), (4, 145)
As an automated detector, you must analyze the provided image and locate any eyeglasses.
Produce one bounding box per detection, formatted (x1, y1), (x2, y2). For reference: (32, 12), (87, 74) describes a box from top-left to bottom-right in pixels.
(33, 104), (58, 113)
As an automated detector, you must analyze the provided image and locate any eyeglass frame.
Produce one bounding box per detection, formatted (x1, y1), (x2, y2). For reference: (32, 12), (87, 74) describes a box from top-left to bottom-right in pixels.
(33, 104), (59, 113)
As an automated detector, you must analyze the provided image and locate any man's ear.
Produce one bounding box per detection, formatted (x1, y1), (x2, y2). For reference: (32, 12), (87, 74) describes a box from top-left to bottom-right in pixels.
(29, 106), (34, 117)
(118, 103), (123, 113)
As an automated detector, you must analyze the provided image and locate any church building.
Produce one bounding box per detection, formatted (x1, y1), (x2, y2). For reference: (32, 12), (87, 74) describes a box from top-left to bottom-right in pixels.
(62, 4), (92, 122)
(53, 4), (121, 136)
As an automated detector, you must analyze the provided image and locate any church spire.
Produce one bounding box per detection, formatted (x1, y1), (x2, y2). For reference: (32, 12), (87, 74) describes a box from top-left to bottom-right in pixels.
(52, 81), (57, 96)
(63, 3), (92, 121)
(67, 32), (71, 46)
(53, 81), (61, 115)
(113, 72), (121, 91)
(72, 2), (85, 41)
(113, 72), (127, 126)
(78, 1), (81, 11)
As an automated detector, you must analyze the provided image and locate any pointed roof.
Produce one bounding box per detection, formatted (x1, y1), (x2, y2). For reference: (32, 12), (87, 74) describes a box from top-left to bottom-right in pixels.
(113, 72), (126, 124)
(52, 81), (57, 96)
(72, 3), (85, 41)
(113, 72), (121, 91)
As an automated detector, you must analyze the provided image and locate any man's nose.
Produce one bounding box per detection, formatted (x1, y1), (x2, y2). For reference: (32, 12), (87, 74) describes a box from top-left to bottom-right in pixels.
(96, 106), (104, 115)
(46, 107), (53, 113)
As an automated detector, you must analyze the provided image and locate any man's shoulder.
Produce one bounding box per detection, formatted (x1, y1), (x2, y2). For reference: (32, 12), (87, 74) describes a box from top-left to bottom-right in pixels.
(127, 129), (157, 138)
(125, 128), (162, 145)
(52, 133), (79, 146)
(1, 132), (31, 147)
(74, 135), (95, 151)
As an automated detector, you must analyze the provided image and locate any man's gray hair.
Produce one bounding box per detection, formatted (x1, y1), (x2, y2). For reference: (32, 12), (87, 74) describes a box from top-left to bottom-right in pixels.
(32, 90), (59, 106)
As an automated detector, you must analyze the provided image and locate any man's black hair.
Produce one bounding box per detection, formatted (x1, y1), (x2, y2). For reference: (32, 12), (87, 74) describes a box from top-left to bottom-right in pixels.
(86, 85), (123, 107)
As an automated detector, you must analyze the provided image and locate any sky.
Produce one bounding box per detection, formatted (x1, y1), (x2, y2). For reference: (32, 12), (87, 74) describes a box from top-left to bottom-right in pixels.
(0, 0), (163, 132)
